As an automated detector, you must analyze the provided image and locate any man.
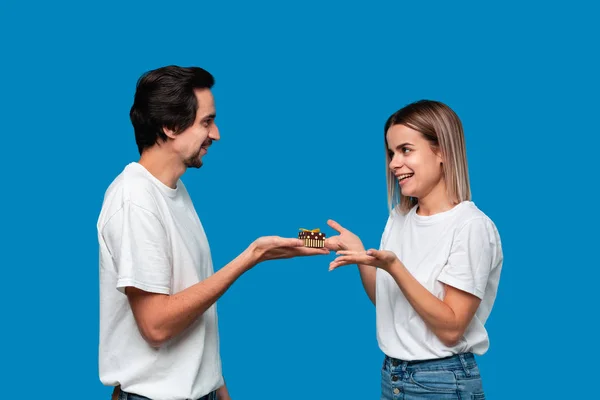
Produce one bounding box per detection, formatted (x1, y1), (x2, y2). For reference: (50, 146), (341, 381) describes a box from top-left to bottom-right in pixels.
(97, 65), (328, 400)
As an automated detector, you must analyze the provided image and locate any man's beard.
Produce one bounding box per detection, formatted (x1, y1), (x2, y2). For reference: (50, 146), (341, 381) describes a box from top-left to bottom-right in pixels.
(185, 139), (211, 169)
(184, 149), (203, 169)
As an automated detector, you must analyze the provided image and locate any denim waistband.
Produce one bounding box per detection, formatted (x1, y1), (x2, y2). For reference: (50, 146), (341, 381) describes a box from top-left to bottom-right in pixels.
(383, 352), (477, 373)
(119, 389), (216, 400)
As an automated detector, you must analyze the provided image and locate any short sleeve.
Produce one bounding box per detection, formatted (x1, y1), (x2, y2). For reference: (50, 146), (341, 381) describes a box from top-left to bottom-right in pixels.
(103, 201), (172, 295)
(437, 218), (498, 299)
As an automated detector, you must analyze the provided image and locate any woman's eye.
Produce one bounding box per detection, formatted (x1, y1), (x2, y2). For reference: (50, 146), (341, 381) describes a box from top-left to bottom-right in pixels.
(402, 147), (411, 154)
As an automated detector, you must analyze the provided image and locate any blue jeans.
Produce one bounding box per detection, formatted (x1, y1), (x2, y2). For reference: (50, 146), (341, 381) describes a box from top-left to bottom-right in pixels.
(381, 353), (486, 399)
(117, 388), (217, 400)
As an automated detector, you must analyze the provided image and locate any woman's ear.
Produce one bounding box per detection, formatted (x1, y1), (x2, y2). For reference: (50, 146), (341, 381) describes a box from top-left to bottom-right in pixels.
(435, 148), (444, 166)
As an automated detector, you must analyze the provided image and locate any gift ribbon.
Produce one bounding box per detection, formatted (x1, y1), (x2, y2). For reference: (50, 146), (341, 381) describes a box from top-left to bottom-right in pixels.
(299, 228), (321, 233)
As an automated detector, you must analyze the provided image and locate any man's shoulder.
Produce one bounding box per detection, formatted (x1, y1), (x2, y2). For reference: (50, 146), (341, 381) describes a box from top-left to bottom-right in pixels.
(97, 163), (163, 227)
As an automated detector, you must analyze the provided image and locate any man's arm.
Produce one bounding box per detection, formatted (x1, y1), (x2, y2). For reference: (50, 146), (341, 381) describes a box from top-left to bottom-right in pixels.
(126, 249), (254, 347)
(127, 237), (328, 347)
(216, 383), (231, 400)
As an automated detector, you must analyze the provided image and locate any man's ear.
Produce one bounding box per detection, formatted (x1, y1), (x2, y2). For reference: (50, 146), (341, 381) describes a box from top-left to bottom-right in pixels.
(162, 126), (177, 140)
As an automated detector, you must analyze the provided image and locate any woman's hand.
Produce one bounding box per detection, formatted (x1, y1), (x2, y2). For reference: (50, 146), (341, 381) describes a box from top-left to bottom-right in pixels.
(325, 219), (378, 304)
(329, 249), (399, 272)
(324, 219), (365, 252)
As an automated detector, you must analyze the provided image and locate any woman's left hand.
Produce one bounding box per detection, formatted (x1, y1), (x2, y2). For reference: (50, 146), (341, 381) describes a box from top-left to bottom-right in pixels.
(329, 249), (399, 272)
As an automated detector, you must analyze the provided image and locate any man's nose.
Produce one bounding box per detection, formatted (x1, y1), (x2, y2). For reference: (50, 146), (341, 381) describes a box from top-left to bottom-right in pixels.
(209, 125), (220, 141)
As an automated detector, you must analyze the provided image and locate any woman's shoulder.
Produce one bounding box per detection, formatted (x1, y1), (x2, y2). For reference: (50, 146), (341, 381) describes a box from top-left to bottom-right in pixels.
(455, 201), (500, 237)
(385, 205), (415, 232)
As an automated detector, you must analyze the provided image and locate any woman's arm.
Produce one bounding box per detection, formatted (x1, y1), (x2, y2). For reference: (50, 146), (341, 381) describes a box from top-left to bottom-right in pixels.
(330, 250), (481, 347)
(384, 257), (481, 346)
(325, 219), (376, 305)
(331, 218), (498, 346)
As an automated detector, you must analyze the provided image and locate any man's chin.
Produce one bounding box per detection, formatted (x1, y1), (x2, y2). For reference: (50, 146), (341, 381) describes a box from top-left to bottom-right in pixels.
(184, 157), (203, 169)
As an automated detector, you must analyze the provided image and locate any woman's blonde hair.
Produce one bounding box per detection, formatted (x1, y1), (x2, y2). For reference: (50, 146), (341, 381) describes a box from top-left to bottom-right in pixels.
(384, 100), (471, 214)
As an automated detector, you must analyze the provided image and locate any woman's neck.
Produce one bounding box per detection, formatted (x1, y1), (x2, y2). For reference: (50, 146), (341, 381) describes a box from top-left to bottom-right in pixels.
(416, 181), (456, 216)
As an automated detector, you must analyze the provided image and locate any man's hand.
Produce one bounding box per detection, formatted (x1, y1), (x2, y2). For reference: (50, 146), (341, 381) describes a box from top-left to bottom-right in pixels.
(250, 236), (329, 264)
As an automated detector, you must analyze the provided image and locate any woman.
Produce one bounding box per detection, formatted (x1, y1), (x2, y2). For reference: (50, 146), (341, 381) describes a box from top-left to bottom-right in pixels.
(325, 100), (503, 399)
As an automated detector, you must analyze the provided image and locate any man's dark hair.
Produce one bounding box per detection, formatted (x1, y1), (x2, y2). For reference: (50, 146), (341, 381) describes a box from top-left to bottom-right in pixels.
(130, 65), (215, 154)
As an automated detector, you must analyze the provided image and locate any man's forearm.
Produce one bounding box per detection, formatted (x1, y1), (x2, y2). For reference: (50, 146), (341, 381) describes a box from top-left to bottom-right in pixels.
(135, 246), (258, 346)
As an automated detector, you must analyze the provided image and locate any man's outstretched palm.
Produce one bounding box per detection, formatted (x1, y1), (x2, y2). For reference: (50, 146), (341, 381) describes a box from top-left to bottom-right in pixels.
(252, 236), (329, 262)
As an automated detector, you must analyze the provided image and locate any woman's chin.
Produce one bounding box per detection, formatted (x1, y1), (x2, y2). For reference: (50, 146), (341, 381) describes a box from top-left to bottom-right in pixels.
(400, 188), (415, 197)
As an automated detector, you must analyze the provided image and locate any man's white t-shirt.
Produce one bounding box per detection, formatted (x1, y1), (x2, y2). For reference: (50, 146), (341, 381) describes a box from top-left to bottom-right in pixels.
(97, 162), (223, 400)
(376, 201), (503, 361)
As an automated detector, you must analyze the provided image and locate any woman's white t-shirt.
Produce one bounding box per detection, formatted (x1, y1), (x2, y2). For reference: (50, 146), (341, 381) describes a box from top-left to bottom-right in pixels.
(376, 201), (503, 361)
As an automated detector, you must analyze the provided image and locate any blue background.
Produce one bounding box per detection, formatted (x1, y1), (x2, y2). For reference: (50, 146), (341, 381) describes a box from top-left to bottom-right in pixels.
(1, 1), (598, 399)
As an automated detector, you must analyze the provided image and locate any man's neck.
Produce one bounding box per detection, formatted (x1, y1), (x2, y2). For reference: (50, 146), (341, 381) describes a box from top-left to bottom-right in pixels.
(138, 147), (185, 189)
